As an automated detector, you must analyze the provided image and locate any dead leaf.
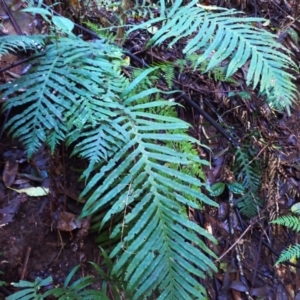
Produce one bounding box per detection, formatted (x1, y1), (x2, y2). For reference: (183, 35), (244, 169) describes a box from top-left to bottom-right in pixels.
(0, 194), (26, 226)
(230, 280), (248, 292)
(3, 159), (18, 187)
(9, 186), (49, 196)
(57, 211), (82, 232)
(250, 285), (271, 297)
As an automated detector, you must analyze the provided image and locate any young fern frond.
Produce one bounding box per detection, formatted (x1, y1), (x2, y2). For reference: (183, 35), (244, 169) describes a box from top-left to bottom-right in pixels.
(271, 215), (300, 264)
(158, 62), (175, 88)
(234, 147), (262, 217)
(264, 186), (300, 266)
(128, 0), (297, 111)
(275, 244), (300, 265)
(272, 215), (300, 232)
(84, 21), (117, 43)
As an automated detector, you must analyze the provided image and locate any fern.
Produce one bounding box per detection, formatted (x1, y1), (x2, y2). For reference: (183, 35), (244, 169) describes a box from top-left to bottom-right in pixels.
(84, 21), (117, 43)
(155, 62), (175, 89)
(275, 244), (300, 265)
(0, 35), (44, 58)
(0, 36), (126, 157)
(43, 265), (108, 299)
(7, 265), (108, 300)
(76, 68), (218, 298)
(234, 147), (262, 217)
(271, 215), (300, 264)
(128, 0), (297, 112)
(272, 215), (300, 232)
(6, 276), (52, 300)
(1, 34), (218, 297)
(126, 5), (156, 19)
(1, 0), (298, 297)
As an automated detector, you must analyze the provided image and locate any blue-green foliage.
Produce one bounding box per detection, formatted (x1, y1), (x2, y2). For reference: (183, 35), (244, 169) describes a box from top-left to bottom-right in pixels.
(0, 35), (44, 58)
(128, 0), (297, 112)
(1, 37), (126, 157)
(0, 0), (298, 297)
(0, 35), (217, 299)
(6, 276), (52, 300)
(6, 265), (108, 300)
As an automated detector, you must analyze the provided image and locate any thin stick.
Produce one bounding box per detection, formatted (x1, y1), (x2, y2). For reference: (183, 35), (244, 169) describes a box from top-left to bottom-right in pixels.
(21, 247), (31, 280)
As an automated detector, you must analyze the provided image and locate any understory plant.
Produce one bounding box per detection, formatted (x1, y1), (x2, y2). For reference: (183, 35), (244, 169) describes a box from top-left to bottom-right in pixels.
(271, 203), (300, 265)
(0, 0), (298, 298)
(6, 264), (110, 300)
(234, 147), (262, 217)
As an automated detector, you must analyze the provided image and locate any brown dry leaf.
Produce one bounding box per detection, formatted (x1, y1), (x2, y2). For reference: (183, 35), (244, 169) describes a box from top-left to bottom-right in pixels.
(3, 159), (18, 187)
(0, 194), (27, 227)
(250, 285), (271, 297)
(230, 280), (248, 292)
(57, 211), (82, 232)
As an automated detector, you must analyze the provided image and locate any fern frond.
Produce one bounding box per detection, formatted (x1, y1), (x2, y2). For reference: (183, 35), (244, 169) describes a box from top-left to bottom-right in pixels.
(0, 35), (44, 58)
(155, 62), (175, 88)
(0, 37), (126, 157)
(272, 215), (300, 264)
(42, 265), (109, 299)
(84, 21), (117, 42)
(127, 5), (156, 19)
(275, 244), (300, 265)
(128, 1), (297, 111)
(234, 147), (262, 217)
(272, 215), (300, 232)
(6, 276), (52, 300)
(79, 69), (218, 299)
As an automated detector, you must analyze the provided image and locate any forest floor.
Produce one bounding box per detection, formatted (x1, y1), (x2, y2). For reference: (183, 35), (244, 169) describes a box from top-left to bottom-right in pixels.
(1, 0), (300, 299)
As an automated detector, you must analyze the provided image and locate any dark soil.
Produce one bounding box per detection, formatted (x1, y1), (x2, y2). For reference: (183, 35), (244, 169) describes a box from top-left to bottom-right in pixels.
(0, 138), (103, 298)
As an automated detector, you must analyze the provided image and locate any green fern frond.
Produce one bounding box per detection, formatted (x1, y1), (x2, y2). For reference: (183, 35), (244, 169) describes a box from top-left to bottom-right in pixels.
(208, 66), (237, 83)
(0, 36), (126, 157)
(6, 276), (52, 300)
(84, 21), (117, 42)
(272, 215), (300, 232)
(237, 192), (261, 218)
(272, 215), (300, 264)
(234, 147), (262, 217)
(275, 244), (300, 265)
(44, 265), (108, 299)
(0, 35), (44, 58)
(157, 62), (175, 88)
(148, 62), (175, 89)
(79, 69), (218, 299)
(127, 5), (156, 19)
(128, 0), (297, 111)
(184, 54), (234, 82)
